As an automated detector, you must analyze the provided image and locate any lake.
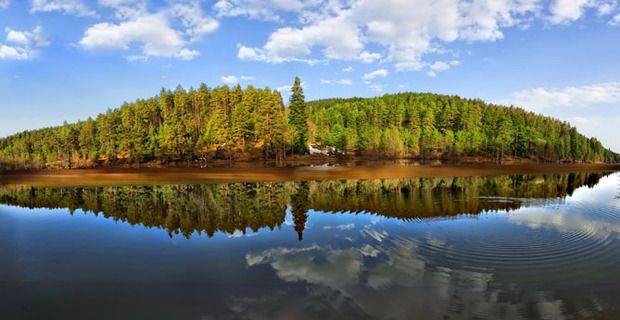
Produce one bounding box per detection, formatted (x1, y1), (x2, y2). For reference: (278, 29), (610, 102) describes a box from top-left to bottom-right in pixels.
(1, 168), (619, 319)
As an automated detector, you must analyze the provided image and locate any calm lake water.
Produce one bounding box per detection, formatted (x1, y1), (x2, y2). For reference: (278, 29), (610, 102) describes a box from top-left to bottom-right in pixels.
(1, 171), (619, 319)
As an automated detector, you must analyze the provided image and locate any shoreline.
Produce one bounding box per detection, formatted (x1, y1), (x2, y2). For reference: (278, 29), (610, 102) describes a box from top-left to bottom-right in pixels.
(1, 162), (619, 188)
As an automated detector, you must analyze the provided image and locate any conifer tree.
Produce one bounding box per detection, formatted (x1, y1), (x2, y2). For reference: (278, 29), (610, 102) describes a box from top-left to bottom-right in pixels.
(288, 77), (308, 153)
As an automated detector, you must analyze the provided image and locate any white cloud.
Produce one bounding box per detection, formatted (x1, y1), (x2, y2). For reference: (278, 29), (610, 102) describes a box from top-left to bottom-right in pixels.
(221, 75), (254, 85)
(362, 68), (388, 80)
(610, 13), (620, 25)
(80, 2), (218, 60)
(0, 45), (27, 60)
(320, 78), (353, 85)
(596, 0), (618, 15)
(80, 13), (188, 58)
(170, 1), (219, 42)
(509, 82), (620, 111)
(358, 51), (380, 63)
(0, 0), (10, 9)
(548, 0), (617, 24)
(30, 0), (96, 17)
(237, 9), (363, 64)
(426, 60), (459, 77)
(237, 43), (320, 64)
(237, 0), (544, 71)
(0, 26), (49, 60)
(341, 66), (353, 72)
(221, 75), (239, 85)
(99, 0), (146, 20)
(213, 0), (321, 21)
(236, 0), (619, 73)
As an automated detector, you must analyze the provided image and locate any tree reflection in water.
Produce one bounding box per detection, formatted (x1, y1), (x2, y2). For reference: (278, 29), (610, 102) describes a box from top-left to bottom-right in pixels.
(0, 172), (609, 240)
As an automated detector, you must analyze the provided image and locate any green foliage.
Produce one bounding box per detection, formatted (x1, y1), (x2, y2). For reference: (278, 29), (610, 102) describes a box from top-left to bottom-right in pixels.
(1, 85), (618, 170)
(308, 93), (619, 163)
(288, 76), (308, 153)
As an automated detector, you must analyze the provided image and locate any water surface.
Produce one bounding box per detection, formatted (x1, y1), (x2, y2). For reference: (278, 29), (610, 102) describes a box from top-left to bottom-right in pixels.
(1, 171), (619, 319)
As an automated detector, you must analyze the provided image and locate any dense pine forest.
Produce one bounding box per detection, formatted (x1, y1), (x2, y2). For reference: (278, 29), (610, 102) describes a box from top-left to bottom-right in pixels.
(0, 77), (618, 170)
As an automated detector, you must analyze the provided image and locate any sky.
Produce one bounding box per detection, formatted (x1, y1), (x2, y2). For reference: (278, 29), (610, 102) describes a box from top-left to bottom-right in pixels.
(1, 0), (619, 151)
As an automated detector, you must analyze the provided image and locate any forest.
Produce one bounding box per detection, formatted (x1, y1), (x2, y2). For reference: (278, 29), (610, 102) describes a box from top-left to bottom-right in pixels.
(0, 172), (607, 239)
(0, 77), (618, 170)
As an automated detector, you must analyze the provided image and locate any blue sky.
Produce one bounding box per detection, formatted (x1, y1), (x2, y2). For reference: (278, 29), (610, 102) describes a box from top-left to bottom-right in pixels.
(1, 0), (620, 151)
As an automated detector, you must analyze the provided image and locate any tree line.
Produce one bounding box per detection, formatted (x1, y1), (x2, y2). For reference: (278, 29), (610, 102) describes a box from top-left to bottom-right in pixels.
(0, 77), (618, 170)
(308, 94), (619, 162)
(0, 172), (607, 239)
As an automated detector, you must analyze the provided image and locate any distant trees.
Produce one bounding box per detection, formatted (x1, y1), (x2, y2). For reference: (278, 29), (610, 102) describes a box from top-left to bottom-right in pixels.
(0, 80), (618, 171)
(308, 94), (619, 163)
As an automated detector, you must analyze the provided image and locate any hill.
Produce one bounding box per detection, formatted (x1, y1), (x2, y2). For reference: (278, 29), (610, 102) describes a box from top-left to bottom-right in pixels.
(0, 81), (618, 170)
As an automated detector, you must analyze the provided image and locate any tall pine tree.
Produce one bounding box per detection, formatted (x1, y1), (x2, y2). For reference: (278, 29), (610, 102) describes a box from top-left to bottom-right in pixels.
(288, 77), (308, 153)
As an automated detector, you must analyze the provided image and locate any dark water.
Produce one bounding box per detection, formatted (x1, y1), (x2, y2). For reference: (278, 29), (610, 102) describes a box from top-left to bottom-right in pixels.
(1, 171), (619, 319)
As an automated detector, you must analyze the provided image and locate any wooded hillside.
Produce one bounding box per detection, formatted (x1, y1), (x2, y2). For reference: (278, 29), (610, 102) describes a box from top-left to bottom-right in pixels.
(0, 78), (618, 170)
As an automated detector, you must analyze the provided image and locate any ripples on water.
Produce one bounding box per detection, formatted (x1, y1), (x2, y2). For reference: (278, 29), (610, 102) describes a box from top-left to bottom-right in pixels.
(0, 171), (619, 319)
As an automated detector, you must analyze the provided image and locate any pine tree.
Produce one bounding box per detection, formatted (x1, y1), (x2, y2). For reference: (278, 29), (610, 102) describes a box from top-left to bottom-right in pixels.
(288, 77), (308, 153)
(255, 90), (287, 158)
(231, 87), (255, 146)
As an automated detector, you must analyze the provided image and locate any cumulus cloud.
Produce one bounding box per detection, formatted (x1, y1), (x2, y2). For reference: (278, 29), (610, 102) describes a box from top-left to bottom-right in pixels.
(341, 66), (353, 72)
(236, 0), (545, 71)
(610, 13), (620, 25)
(0, 26), (49, 60)
(80, 1), (218, 60)
(235, 0), (620, 74)
(0, 0), (10, 9)
(320, 78), (352, 85)
(363, 68), (388, 80)
(30, 0), (96, 17)
(236, 10), (360, 65)
(509, 82), (620, 111)
(426, 60), (459, 77)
